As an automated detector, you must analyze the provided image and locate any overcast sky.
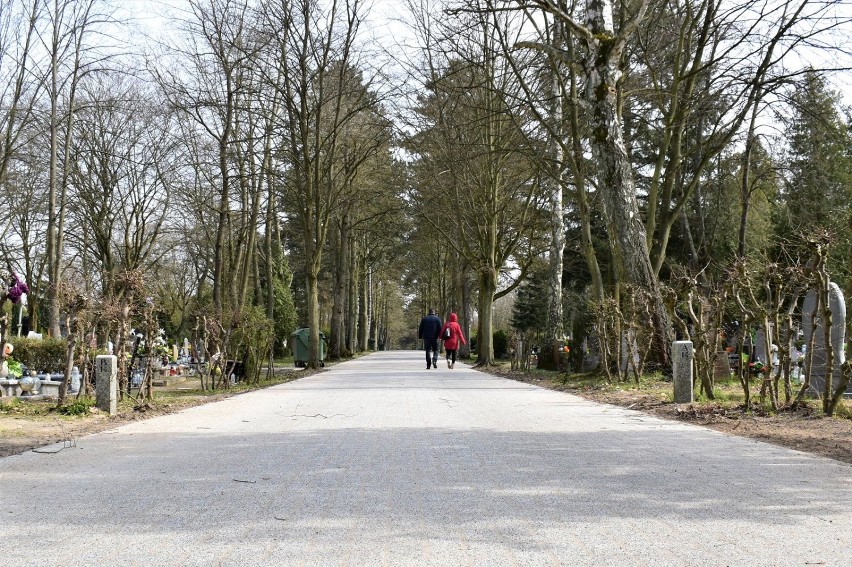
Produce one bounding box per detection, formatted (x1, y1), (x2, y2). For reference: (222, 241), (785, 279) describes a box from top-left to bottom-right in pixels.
(118, 0), (852, 106)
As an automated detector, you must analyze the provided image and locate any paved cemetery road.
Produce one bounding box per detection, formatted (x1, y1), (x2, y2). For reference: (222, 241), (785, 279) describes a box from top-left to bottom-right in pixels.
(2, 351), (850, 566)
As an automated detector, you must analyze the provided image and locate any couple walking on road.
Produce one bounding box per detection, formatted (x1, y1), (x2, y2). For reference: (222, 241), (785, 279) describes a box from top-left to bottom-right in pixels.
(418, 308), (467, 369)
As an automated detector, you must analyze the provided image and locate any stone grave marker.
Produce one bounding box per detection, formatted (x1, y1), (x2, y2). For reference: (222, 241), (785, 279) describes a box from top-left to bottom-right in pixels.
(714, 352), (731, 380)
(753, 328), (767, 364)
(802, 283), (850, 397)
(673, 340), (694, 403)
(95, 355), (117, 416)
(69, 366), (80, 394)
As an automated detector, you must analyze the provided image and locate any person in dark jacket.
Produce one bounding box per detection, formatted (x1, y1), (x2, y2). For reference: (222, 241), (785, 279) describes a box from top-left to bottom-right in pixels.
(439, 312), (467, 369)
(418, 307), (443, 369)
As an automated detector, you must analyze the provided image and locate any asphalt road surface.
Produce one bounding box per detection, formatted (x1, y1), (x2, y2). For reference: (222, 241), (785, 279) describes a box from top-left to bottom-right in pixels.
(1, 351), (850, 566)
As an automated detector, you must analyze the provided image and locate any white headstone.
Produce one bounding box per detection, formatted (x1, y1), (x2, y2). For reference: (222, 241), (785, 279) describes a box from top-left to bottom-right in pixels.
(95, 355), (118, 416)
(70, 366), (81, 394)
(802, 283), (849, 396)
(673, 341), (694, 403)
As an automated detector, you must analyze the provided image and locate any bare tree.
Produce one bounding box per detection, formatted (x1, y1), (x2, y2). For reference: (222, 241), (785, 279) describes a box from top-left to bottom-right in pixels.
(512, 0), (672, 367)
(0, 0), (44, 184)
(0, 1), (50, 331)
(42, 0), (114, 337)
(492, 0), (603, 366)
(153, 0), (256, 318)
(259, 0), (373, 368)
(66, 78), (173, 299)
(633, 0), (848, 275)
(323, 67), (394, 359)
(406, 3), (548, 365)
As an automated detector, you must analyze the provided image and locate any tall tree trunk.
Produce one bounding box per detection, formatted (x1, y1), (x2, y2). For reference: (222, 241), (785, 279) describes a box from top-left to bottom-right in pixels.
(566, 18), (604, 302)
(476, 267), (498, 365)
(46, 11), (61, 338)
(329, 218), (349, 358)
(357, 260), (368, 352)
(306, 270), (322, 367)
(303, 186), (324, 370)
(347, 239), (359, 354)
(265, 178), (275, 375)
(212, 78), (235, 318)
(46, 0), (97, 337)
(540, 17), (566, 370)
(237, 182), (261, 311)
(369, 274), (378, 351)
(583, 0), (670, 368)
(460, 268), (473, 359)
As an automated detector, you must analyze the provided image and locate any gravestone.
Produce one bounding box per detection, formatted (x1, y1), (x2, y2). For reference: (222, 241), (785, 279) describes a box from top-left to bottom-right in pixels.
(95, 355), (117, 416)
(790, 346), (803, 384)
(714, 352), (731, 380)
(672, 341), (694, 403)
(802, 283), (851, 397)
(581, 336), (600, 372)
(753, 328), (767, 364)
(69, 366), (80, 394)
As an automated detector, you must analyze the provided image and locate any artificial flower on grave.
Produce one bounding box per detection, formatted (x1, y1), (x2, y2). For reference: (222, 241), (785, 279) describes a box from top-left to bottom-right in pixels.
(6, 273), (29, 304)
(6, 359), (22, 378)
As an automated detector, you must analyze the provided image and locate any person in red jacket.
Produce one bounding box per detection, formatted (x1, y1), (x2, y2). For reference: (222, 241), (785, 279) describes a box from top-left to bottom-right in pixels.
(439, 312), (467, 369)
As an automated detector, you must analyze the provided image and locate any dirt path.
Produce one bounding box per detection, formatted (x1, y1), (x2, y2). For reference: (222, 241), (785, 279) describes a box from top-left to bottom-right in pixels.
(576, 388), (852, 465)
(0, 370), (309, 458)
(0, 394), (235, 458)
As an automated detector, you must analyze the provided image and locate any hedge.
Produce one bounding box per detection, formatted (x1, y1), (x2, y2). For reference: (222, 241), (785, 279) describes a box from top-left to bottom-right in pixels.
(7, 337), (67, 373)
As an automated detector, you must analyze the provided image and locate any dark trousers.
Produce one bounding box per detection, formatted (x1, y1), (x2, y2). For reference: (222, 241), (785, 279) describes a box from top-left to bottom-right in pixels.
(425, 339), (439, 367)
(446, 349), (457, 364)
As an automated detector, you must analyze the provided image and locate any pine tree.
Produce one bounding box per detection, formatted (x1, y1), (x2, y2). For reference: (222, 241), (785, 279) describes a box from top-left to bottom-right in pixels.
(511, 276), (547, 334)
(779, 70), (852, 287)
(782, 71), (852, 234)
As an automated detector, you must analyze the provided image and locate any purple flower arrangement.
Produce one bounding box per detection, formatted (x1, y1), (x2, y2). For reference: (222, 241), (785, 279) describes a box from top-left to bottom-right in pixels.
(7, 273), (29, 304)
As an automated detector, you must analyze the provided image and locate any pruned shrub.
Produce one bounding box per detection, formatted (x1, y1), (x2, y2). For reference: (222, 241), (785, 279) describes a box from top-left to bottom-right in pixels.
(8, 337), (68, 373)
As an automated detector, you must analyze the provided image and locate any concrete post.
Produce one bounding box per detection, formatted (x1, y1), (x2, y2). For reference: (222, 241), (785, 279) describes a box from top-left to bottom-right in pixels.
(672, 341), (694, 403)
(95, 355), (118, 416)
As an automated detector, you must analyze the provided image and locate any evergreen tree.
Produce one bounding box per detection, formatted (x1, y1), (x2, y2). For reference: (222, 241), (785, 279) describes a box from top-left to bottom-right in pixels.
(511, 273), (547, 334)
(781, 71), (852, 233)
(778, 70), (852, 287)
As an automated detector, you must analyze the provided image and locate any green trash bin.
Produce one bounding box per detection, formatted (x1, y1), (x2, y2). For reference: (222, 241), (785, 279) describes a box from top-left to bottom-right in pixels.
(291, 328), (326, 367)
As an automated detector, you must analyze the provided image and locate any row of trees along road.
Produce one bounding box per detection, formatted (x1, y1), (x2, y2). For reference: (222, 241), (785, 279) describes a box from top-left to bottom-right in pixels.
(0, 0), (850, 413)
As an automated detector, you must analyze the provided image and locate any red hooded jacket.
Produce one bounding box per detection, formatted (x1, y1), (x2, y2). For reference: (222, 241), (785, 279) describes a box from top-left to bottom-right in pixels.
(439, 313), (467, 350)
